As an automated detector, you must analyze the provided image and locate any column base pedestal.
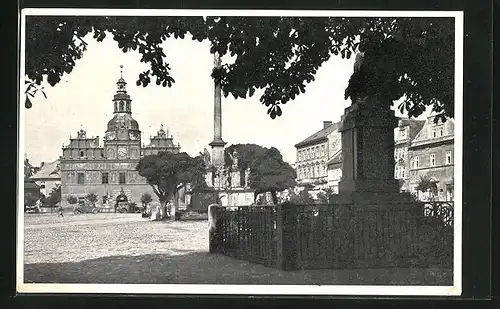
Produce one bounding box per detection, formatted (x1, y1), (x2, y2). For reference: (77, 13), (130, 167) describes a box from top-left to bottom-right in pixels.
(331, 183), (415, 206)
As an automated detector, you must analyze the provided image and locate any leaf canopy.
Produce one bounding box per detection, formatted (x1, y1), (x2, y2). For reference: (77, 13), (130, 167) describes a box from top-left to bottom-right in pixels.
(225, 143), (296, 195)
(25, 16), (454, 120)
(136, 151), (207, 201)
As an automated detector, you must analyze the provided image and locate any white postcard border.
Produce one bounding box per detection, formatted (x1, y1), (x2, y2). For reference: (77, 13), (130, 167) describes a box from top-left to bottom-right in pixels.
(17, 9), (464, 296)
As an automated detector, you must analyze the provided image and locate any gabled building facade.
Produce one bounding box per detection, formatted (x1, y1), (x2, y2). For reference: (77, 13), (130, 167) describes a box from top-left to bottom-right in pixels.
(30, 159), (61, 197)
(294, 121), (342, 188)
(59, 69), (182, 207)
(294, 117), (453, 201)
(408, 115), (455, 201)
(394, 118), (426, 192)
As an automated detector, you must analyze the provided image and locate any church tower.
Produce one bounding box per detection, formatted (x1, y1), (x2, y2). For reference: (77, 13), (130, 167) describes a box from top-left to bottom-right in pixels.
(104, 65), (142, 160)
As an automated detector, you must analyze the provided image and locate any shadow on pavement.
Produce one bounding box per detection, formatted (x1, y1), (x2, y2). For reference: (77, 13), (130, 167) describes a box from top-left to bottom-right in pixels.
(24, 251), (453, 285)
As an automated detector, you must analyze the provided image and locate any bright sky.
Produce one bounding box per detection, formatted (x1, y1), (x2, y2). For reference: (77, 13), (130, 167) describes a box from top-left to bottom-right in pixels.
(23, 32), (420, 167)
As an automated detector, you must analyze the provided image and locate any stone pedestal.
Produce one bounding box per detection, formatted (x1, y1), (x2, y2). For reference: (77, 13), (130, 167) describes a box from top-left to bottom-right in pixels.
(209, 139), (226, 167)
(333, 96), (414, 205)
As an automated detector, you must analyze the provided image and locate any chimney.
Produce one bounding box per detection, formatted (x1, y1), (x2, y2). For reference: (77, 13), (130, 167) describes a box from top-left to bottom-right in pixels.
(323, 121), (333, 129)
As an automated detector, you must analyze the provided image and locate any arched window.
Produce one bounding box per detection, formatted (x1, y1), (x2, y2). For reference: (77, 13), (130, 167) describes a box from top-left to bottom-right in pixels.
(126, 101), (130, 111)
(120, 101), (124, 111)
(114, 102), (118, 111)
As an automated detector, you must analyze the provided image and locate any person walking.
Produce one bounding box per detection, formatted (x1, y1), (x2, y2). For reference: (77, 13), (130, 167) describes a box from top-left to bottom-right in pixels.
(57, 204), (64, 217)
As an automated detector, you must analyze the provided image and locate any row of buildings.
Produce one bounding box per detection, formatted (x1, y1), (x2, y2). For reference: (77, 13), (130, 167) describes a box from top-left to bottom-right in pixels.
(294, 115), (455, 201)
(25, 66), (253, 209)
(25, 65), (454, 207)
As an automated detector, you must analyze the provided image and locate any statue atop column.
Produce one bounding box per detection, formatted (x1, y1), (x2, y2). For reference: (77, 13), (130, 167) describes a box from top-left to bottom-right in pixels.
(232, 150), (239, 168)
(213, 52), (222, 69)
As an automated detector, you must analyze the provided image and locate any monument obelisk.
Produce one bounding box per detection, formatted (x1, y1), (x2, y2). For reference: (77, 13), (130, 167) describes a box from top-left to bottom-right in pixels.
(209, 52), (227, 167)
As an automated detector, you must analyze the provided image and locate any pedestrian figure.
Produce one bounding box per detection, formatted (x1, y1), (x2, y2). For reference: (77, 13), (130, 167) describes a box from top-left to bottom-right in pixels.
(58, 205), (64, 217)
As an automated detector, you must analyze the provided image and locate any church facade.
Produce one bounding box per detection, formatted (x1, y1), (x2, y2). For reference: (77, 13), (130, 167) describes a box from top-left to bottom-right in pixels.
(59, 69), (181, 207)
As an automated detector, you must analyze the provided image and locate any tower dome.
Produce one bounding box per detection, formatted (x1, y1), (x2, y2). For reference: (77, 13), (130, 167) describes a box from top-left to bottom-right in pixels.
(105, 65), (141, 134)
(106, 114), (140, 131)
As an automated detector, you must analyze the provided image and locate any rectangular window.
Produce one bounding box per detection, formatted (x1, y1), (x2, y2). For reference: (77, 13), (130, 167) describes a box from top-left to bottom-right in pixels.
(430, 153), (436, 167)
(102, 172), (109, 184)
(413, 156), (419, 169)
(402, 168), (405, 178)
(439, 128), (444, 137)
(446, 151), (452, 165)
(432, 129), (437, 138)
(119, 172), (126, 184)
(77, 172), (85, 184)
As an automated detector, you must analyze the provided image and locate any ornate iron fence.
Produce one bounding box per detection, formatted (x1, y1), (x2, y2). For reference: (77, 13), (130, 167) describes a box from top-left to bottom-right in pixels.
(209, 201), (454, 270)
(209, 205), (277, 267)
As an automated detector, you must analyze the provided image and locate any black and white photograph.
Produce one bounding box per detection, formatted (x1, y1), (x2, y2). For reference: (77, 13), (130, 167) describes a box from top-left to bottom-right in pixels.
(17, 9), (463, 296)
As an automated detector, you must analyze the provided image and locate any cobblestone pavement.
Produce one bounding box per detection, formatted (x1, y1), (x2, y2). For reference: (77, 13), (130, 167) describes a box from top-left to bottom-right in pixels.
(23, 213), (452, 285)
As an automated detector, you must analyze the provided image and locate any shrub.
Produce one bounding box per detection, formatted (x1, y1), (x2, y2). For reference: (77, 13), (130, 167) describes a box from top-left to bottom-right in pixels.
(67, 195), (78, 205)
(24, 193), (38, 207)
(288, 188), (314, 205)
(85, 193), (98, 206)
(140, 193), (153, 207)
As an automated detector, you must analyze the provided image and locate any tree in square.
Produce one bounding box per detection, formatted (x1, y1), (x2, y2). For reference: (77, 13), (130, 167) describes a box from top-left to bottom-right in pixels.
(136, 151), (207, 219)
(225, 144), (296, 204)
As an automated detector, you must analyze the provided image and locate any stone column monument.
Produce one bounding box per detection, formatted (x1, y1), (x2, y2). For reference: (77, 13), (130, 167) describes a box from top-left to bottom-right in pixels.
(334, 53), (412, 204)
(209, 52), (227, 167)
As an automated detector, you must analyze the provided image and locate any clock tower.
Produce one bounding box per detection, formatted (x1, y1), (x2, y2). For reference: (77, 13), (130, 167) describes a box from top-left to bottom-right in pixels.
(104, 65), (142, 160)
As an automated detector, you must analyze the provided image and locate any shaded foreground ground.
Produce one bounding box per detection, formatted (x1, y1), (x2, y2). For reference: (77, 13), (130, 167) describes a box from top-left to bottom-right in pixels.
(24, 213), (452, 285)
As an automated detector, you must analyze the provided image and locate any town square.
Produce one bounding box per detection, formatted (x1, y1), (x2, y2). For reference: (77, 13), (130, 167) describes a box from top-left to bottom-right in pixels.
(20, 12), (460, 294)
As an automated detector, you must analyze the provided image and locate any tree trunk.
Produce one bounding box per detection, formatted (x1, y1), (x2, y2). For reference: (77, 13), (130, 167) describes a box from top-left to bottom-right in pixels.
(159, 199), (168, 220)
(172, 189), (180, 221)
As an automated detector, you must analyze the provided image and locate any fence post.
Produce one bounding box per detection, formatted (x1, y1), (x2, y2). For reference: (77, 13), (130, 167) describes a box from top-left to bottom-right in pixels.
(208, 204), (220, 253)
(276, 202), (298, 271)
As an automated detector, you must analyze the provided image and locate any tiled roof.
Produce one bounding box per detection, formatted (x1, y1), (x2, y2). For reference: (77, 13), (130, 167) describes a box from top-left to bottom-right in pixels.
(326, 149), (342, 166)
(408, 120), (426, 141)
(411, 115), (455, 146)
(295, 122), (340, 148)
(30, 159), (60, 180)
(24, 181), (40, 189)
